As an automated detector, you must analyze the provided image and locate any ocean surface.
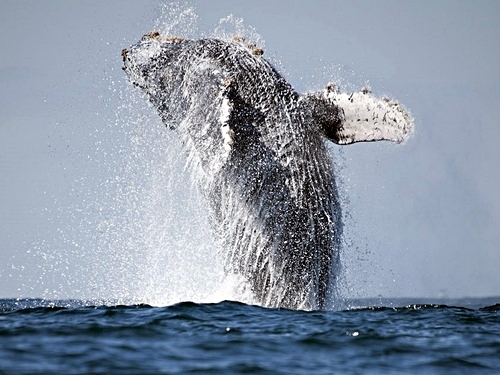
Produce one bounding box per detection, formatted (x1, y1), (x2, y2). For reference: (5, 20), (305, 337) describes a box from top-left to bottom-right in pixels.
(1, 297), (499, 374)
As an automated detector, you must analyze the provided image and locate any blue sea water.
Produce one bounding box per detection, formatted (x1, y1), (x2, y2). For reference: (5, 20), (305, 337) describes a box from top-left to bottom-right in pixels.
(1, 298), (499, 374)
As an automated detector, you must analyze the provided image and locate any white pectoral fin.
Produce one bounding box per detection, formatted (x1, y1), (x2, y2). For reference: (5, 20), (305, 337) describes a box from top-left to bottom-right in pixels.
(328, 89), (414, 145)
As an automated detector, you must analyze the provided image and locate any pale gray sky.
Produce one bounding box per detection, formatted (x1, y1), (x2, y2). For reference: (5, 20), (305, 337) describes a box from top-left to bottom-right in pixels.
(1, 1), (499, 301)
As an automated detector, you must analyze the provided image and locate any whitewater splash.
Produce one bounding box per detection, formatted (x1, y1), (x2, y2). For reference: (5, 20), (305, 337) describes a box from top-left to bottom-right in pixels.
(121, 25), (413, 309)
(20, 7), (412, 309)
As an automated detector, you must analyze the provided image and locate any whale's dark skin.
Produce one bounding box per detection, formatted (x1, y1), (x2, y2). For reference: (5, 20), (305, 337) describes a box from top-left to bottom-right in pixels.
(122, 32), (413, 310)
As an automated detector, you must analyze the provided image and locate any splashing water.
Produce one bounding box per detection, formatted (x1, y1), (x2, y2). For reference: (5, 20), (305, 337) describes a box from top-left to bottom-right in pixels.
(120, 13), (348, 308)
(24, 6), (279, 307)
(25, 5), (409, 309)
(153, 3), (200, 40)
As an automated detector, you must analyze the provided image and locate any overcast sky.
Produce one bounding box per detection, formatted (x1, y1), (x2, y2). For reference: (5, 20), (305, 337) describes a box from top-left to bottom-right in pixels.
(1, 1), (499, 302)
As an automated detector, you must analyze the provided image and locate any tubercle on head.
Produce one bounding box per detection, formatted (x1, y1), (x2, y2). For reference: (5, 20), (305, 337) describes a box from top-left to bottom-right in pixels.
(232, 35), (245, 43)
(142, 30), (185, 43)
(250, 47), (264, 56)
(144, 30), (162, 41)
(121, 48), (128, 62)
(232, 35), (264, 56)
(165, 36), (185, 43)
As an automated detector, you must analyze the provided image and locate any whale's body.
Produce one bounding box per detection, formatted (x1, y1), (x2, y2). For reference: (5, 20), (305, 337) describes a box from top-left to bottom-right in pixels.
(122, 32), (413, 310)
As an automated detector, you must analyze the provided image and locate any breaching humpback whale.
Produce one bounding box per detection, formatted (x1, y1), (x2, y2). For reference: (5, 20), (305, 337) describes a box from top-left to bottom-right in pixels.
(122, 31), (413, 310)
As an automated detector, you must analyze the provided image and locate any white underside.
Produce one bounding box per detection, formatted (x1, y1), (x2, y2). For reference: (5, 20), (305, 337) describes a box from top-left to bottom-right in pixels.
(326, 89), (414, 144)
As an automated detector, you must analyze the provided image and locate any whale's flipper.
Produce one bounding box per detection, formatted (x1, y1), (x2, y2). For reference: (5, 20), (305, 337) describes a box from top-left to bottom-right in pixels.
(301, 84), (414, 145)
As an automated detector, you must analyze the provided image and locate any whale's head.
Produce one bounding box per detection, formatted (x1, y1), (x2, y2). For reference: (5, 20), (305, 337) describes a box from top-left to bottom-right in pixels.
(122, 31), (189, 84)
(122, 31), (191, 127)
(122, 32), (281, 132)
